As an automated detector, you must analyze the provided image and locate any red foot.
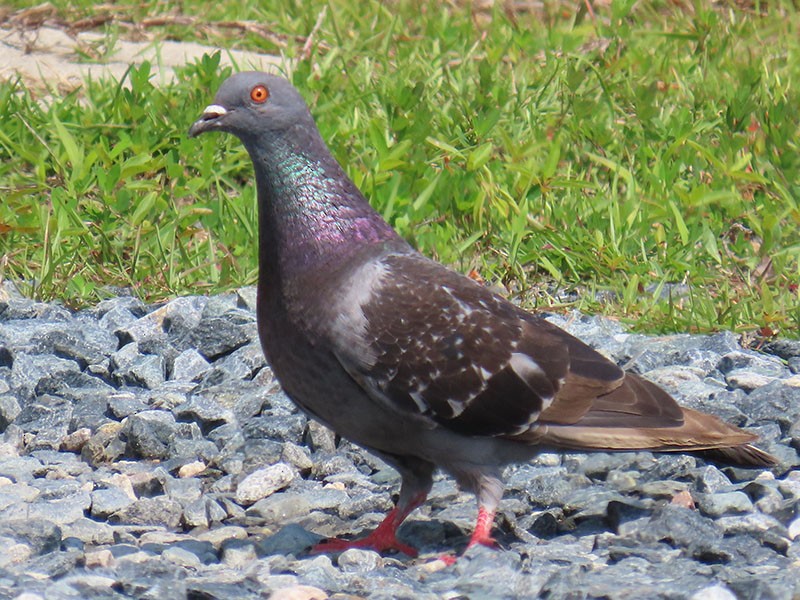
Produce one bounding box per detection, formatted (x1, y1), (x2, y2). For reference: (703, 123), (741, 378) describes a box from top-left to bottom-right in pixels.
(465, 506), (498, 550)
(311, 531), (418, 557)
(310, 505), (419, 557)
(437, 506), (498, 565)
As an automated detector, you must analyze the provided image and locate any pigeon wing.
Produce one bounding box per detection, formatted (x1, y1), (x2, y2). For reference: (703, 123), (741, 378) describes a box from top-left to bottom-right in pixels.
(329, 253), (637, 437)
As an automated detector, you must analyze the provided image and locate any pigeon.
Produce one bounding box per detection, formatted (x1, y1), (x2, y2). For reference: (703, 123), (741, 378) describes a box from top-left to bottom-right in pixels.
(189, 72), (776, 558)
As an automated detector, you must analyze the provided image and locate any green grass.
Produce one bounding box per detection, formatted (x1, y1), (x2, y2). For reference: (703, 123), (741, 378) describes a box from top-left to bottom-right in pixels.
(1, 1), (798, 338)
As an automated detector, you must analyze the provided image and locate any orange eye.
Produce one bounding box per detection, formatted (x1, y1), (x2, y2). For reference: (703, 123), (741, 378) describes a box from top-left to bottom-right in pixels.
(250, 85), (269, 103)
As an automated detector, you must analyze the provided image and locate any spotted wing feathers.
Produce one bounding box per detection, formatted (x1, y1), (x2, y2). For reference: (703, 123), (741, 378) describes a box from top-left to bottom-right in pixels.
(330, 253), (682, 438)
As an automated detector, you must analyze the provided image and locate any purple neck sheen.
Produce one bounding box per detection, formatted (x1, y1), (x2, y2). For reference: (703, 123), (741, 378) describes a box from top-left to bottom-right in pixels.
(248, 123), (403, 281)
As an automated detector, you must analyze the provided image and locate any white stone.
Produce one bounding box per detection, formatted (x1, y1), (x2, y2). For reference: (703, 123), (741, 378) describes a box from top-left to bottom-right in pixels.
(235, 464), (294, 506)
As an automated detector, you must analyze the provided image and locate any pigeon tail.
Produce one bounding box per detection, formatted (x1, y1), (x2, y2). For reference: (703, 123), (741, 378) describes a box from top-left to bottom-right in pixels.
(521, 405), (777, 468)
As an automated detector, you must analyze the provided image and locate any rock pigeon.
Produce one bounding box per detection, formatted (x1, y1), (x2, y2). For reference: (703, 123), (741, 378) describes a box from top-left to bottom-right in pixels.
(189, 72), (776, 557)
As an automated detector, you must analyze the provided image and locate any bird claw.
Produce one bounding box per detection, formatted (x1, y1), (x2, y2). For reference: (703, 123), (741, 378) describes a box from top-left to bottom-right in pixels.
(310, 533), (419, 557)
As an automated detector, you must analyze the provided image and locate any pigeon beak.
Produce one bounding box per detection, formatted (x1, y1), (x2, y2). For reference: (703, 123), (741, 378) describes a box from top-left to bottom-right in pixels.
(188, 104), (229, 138)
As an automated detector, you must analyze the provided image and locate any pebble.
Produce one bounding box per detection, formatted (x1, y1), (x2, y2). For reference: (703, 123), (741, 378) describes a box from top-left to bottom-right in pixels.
(269, 585), (328, 600)
(0, 286), (796, 598)
(696, 491), (753, 517)
(235, 463), (295, 505)
(178, 460), (207, 478)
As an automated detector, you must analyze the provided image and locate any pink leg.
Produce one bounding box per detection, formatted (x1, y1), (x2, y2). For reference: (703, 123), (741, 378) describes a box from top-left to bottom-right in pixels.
(311, 492), (427, 557)
(464, 505), (498, 550)
(439, 505), (498, 565)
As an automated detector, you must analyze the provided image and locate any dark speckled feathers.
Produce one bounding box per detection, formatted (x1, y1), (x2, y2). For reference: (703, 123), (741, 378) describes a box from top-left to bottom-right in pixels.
(326, 250), (690, 441)
(336, 252), (551, 435)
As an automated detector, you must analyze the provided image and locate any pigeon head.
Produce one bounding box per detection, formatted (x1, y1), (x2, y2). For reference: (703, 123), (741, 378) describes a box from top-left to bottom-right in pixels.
(188, 72), (310, 143)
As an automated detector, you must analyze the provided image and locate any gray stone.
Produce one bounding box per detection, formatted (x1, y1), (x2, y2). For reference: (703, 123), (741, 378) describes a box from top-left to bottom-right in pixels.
(690, 584), (738, 600)
(507, 465), (592, 507)
(114, 559), (188, 597)
(162, 474), (203, 505)
(98, 303), (139, 332)
(108, 391), (149, 419)
(281, 441), (314, 473)
(726, 369), (779, 391)
(640, 365), (706, 390)
(60, 517), (115, 545)
(753, 487), (787, 517)
(337, 490), (392, 520)
(764, 339), (800, 360)
(0, 319), (73, 353)
(0, 455), (42, 482)
(305, 420), (337, 453)
(0, 394), (21, 431)
(6, 491), (91, 525)
(206, 498), (228, 523)
(674, 348), (720, 376)
(210, 342), (266, 380)
(740, 380), (800, 429)
(680, 388), (750, 428)
(243, 414), (307, 445)
(115, 305), (169, 347)
(91, 486), (134, 519)
(694, 465), (734, 493)
(196, 525), (248, 549)
(67, 389), (115, 431)
(221, 538), (257, 568)
(235, 463), (295, 506)
(173, 395), (235, 430)
(622, 504), (724, 558)
(697, 491), (754, 517)
(715, 512), (786, 536)
(236, 287), (258, 312)
(182, 497), (209, 529)
(0, 291), (797, 598)
(34, 325), (117, 367)
(170, 348), (210, 381)
(58, 573), (120, 597)
(0, 519), (62, 555)
(162, 546), (202, 568)
(109, 496), (183, 528)
(169, 435), (220, 464)
(256, 524), (322, 557)
(200, 294), (239, 317)
(122, 410), (177, 460)
(788, 516), (800, 540)
(115, 350), (166, 389)
(16, 394), (73, 449)
(91, 295), (147, 318)
(717, 350), (788, 377)
(19, 548), (82, 579)
(163, 296), (206, 337)
(178, 315), (254, 360)
(336, 548), (383, 573)
(11, 353), (80, 401)
(247, 492), (312, 523)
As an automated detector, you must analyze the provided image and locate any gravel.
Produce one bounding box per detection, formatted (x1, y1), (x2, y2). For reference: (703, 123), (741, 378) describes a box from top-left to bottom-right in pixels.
(0, 284), (798, 599)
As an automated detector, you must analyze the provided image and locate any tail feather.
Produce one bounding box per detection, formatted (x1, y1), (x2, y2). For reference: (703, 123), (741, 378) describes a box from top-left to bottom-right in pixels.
(518, 407), (777, 468)
(692, 444), (778, 468)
